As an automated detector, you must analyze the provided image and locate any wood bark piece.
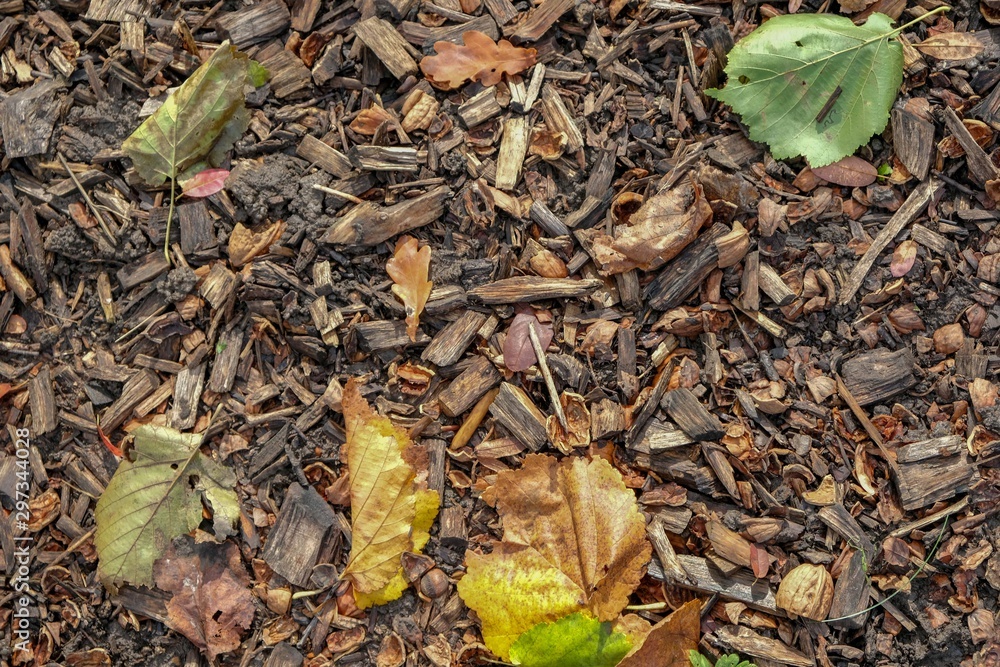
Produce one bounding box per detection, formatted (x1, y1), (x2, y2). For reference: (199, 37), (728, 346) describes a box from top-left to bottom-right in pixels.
(632, 449), (719, 495)
(209, 326), (244, 394)
(840, 348), (916, 406)
(29, 366), (56, 436)
(117, 251), (170, 292)
(261, 483), (336, 587)
(265, 643), (304, 667)
(457, 87), (502, 128)
(495, 116), (530, 191)
(540, 85), (584, 152)
(216, 0), (291, 48)
(296, 135), (353, 178)
(489, 381), (548, 450)
(827, 548), (869, 630)
(348, 145), (419, 172)
(169, 363), (205, 431)
(817, 504), (875, 564)
(839, 179), (937, 305)
(506, 0), (575, 41)
(895, 451), (978, 510)
(177, 201), (217, 259)
(438, 356), (501, 417)
(647, 517), (694, 586)
(661, 388), (724, 441)
(715, 626), (814, 667)
(0, 244), (37, 307)
(891, 108), (935, 181)
(354, 320), (430, 351)
(648, 554), (779, 613)
(758, 262), (797, 306)
(260, 50), (312, 99)
(85, 0), (152, 21)
(941, 106), (1000, 187)
(99, 369), (160, 432)
(322, 185), (449, 246)
(633, 419), (696, 452)
(896, 435), (964, 463)
(0, 79), (62, 158)
(644, 223), (729, 310)
(469, 276), (602, 303)
(352, 17), (419, 80)
(422, 310), (487, 367)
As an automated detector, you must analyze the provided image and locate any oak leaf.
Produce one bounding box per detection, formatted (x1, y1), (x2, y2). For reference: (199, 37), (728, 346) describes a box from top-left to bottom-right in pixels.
(456, 454), (651, 659)
(342, 379), (439, 608)
(155, 539), (255, 660)
(589, 179), (712, 275)
(618, 599), (701, 667)
(420, 30), (537, 90)
(386, 236), (432, 342)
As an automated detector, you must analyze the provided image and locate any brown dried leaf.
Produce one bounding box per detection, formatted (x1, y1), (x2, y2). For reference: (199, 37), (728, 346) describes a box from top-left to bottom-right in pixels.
(890, 239), (918, 277)
(617, 599), (701, 667)
(933, 323), (965, 354)
(529, 128), (568, 160)
(839, 0), (877, 12)
(503, 309), (554, 372)
(419, 30), (537, 90)
(810, 156), (878, 187)
(350, 106), (394, 135)
(228, 220), (286, 268)
(155, 540), (255, 660)
(590, 180), (712, 275)
(546, 392), (591, 454)
(386, 236), (432, 342)
(888, 303), (925, 334)
(915, 32), (985, 60)
(750, 543), (770, 579)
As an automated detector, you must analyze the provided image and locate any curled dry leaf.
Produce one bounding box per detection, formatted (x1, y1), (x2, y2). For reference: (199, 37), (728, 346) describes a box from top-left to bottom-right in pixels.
(386, 236), (432, 342)
(342, 380), (439, 608)
(420, 30), (537, 90)
(228, 220), (286, 268)
(915, 32), (985, 60)
(456, 454), (651, 660)
(529, 128), (568, 161)
(810, 156), (878, 187)
(590, 179), (712, 275)
(617, 599), (701, 667)
(503, 309), (554, 372)
(546, 392), (591, 454)
(155, 539), (255, 660)
(890, 239), (918, 277)
(180, 168), (230, 198)
(776, 564), (834, 621)
(350, 106), (394, 135)
(933, 322), (965, 354)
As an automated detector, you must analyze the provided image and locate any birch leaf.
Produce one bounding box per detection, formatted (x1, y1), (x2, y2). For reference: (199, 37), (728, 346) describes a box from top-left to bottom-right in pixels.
(503, 309), (554, 372)
(386, 236), (432, 342)
(122, 41), (262, 185)
(706, 13), (905, 167)
(95, 425), (240, 592)
(457, 455), (651, 659)
(342, 379), (439, 607)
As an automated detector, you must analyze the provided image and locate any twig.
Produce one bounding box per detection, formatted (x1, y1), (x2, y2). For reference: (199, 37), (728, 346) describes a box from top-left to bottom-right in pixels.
(57, 152), (115, 245)
(313, 183), (365, 204)
(528, 321), (567, 431)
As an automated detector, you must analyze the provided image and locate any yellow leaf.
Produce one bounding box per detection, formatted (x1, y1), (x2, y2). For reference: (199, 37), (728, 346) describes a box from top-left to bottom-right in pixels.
(386, 236), (432, 342)
(342, 380), (439, 606)
(456, 454), (651, 659)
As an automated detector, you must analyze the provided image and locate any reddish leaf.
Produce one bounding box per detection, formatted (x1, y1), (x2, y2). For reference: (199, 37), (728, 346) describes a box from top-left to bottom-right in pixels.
(503, 309), (554, 372)
(750, 543), (770, 579)
(811, 156), (878, 187)
(890, 239), (918, 277)
(419, 30), (537, 90)
(97, 422), (123, 458)
(180, 168), (229, 198)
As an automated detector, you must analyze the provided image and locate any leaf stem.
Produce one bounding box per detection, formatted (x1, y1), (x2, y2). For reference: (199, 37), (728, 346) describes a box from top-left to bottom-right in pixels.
(625, 602), (669, 611)
(165, 176), (177, 265)
(889, 6), (949, 37)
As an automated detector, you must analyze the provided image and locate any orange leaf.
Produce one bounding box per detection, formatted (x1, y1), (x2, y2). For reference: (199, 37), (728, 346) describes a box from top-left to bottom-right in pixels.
(350, 106), (394, 135)
(419, 31), (537, 90)
(618, 599), (701, 667)
(386, 236), (432, 342)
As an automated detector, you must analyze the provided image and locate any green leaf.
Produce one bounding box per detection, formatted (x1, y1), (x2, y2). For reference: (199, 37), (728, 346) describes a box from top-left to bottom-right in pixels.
(706, 13), (904, 167)
(716, 655), (756, 667)
(689, 651), (714, 667)
(95, 425), (240, 592)
(509, 613), (631, 667)
(122, 41), (258, 185)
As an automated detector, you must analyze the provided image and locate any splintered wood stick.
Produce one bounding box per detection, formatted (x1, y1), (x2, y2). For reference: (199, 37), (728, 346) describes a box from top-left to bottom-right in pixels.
(451, 387), (499, 451)
(58, 151), (115, 244)
(528, 321), (568, 431)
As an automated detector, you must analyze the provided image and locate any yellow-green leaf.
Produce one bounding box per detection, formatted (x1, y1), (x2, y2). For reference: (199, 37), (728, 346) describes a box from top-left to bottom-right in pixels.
(123, 41), (259, 185)
(508, 613), (632, 667)
(342, 380), (440, 607)
(95, 425), (240, 592)
(457, 454), (651, 659)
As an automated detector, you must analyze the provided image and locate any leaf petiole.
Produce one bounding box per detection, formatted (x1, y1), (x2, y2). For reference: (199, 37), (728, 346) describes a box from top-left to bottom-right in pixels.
(165, 176), (177, 264)
(888, 6), (949, 37)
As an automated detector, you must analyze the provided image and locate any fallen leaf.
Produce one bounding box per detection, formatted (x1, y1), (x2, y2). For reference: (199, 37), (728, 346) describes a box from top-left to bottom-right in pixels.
(529, 129), (568, 161)
(180, 168), (230, 198)
(890, 240), (918, 277)
(546, 392), (591, 454)
(420, 30), (537, 90)
(589, 179), (712, 275)
(342, 379), (439, 607)
(155, 539), (255, 660)
(915, 32), (985, 60)
(508, 613), (632, 667)
(456, 454), (651, 659)
(228, 220), (286, 268)
(386, 236), (432, 342)
(94, 425), (240, 591)
(810, 156), (878, 187)
(618, 599), (701, 667)
(350, 106), (394, 135)
(750, 543), (770, 579)
(503, 309), (554, 372)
